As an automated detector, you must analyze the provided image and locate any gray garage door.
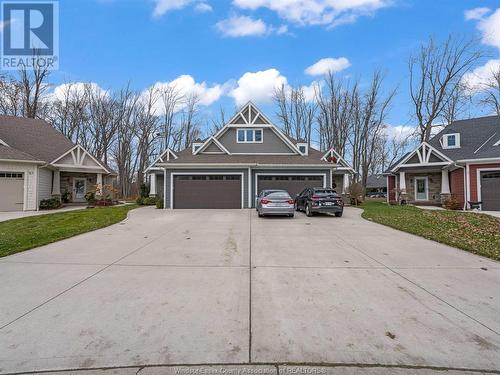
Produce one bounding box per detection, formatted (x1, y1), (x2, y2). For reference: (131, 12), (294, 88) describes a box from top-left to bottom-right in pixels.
(481, 171), (500, 211)
(257, 175), (324, 199)
(173, 175), (241, 209)
(0, 172), (24, 211)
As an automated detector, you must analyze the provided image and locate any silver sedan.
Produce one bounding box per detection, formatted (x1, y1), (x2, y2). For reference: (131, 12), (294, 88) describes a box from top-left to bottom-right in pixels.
(257, 191), (295, 217)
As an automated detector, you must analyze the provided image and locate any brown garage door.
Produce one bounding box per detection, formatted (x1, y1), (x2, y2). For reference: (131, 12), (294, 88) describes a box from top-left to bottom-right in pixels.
(173, 175), (241, 209)
(257, 175), (324, 199)
(481, 171), (500, 211)
(0, 172), (24, 211)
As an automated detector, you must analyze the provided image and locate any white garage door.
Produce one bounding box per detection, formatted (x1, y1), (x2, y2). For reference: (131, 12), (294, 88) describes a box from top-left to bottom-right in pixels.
(0, 172), (24, 211)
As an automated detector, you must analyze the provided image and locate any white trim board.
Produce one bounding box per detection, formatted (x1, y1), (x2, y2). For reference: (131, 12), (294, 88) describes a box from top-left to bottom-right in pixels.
(475, 167), (500, 209)
(169, 172), (245, 209)
(414, 176), (429, 201)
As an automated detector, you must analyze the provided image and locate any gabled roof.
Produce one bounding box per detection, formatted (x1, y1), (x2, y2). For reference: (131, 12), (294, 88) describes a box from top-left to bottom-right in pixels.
(428, 115), (500, 160)
(0, 115), (74, 163)
(386, 141), (452, 173)
(197, 102), (301, 155)
(366, 174), (387, 188)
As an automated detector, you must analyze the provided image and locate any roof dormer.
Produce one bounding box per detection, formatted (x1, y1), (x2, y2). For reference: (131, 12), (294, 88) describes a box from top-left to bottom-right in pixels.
(440, 133), (460, 149)
(296, 142), (308, 156)
(192, 140), (203, 154)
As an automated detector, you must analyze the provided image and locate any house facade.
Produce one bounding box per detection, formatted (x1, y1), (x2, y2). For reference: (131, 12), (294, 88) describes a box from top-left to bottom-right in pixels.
(386, 116), (500, 211)
(0, 116), (116, 211)
(146, 103), (354, 209)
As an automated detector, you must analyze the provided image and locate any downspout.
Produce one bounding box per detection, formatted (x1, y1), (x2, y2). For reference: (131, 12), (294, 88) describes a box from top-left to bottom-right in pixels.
(453, 163), (467, 211)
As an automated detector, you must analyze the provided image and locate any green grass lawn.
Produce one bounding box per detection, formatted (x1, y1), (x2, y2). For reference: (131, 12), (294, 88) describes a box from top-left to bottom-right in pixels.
(0, 204), (138, 258)
(361, 201), (500, 261)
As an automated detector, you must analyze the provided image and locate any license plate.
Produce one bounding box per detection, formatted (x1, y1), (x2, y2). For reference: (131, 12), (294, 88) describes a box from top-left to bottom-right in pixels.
(324, 202), (334, 206)
(271, 203), (289, 207)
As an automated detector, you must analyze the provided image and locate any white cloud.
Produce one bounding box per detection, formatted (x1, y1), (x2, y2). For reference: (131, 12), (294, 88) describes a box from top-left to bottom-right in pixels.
(462, 59), (500, 92)
(230, 68), (288, 106)
(152, 0), (193, 16)
(386, 125), (415, 141)
(145, 75), (224, 113)
(232, 0), (393, 27)
(464, 7), (490, 21)
(48, 82), (108, 102)
(215, 15), (271, 37)
(466, 7), (500, 50)
(195, 2), (212, 12)
(301, 81), (321, 102)
(305, 57), (351, 76)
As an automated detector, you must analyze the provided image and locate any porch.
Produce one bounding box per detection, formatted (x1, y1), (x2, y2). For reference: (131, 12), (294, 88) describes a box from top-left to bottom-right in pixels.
(394, 168), (450, 206)
(53, 171), (114, 204)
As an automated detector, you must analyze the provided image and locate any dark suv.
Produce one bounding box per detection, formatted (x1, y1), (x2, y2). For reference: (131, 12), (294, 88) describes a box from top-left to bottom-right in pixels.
(295, 188), (344, 217)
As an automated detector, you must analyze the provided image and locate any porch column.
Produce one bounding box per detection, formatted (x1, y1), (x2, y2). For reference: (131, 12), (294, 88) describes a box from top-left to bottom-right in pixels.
(399, 171), (406, 192)
(96, 173), (103, 195)
(342, 173), (350, 194)
(52, 170), (61, 196)
(149, 173), (157, 196)
(441, 169), (450, 194)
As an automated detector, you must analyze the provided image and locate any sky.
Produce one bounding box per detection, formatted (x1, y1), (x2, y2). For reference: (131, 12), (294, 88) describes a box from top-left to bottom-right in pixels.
(49, 0), (500, 137)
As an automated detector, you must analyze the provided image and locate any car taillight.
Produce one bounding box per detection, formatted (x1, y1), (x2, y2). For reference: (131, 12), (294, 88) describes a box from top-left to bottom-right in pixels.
(287, 199), (294, 204)
(261, 199), (271, 204)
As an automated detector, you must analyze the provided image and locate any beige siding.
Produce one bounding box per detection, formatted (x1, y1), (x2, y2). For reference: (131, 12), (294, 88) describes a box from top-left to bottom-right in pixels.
(38, 168), (53, 202)
(0, 161), (38, 211)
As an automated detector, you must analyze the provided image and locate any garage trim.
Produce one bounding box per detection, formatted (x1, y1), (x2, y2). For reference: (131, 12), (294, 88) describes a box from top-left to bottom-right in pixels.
(170, 172), (245, 209)
(255, 172), (327, 201)
(476, 167), (500, 210)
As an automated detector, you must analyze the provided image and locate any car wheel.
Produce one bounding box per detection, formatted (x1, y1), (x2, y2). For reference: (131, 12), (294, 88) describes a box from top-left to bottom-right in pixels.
(335, 211), (343, 217)
(289, 213), (294, 218)
(305, 204), (313, 217)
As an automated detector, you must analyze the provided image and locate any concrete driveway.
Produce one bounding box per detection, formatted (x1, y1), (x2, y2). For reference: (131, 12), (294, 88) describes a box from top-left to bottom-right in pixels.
(0, 207), (499, 373)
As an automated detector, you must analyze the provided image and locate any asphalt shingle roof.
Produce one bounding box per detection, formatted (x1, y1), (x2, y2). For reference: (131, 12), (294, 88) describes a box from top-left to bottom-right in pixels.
(428, 115), (500, 160)
(0, 116), (74, 163)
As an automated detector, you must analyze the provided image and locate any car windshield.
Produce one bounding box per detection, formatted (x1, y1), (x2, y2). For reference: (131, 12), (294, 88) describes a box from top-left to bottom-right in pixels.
(313, 189), (338, 197)
(262, 190), (285, 196)
(266, 192), (291, 199)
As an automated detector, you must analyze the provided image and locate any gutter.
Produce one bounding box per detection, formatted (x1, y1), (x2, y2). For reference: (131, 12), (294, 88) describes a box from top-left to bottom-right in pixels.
(0, 158), (45, 165)
(156, 163), (340, 169)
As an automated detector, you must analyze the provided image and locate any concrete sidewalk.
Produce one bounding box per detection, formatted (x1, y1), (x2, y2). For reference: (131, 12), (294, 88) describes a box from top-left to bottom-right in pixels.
(0, 207), (499, 373)
(0, 205), (85, 222)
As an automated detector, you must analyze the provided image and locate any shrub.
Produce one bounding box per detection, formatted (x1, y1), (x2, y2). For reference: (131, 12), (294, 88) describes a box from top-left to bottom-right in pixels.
(139, 183), (149, 198)
(156, 198), (164, 209)
(443, 195), (462, 210)
(85, 191), (96, 205)
(349, 182), (364, 206)
(136, 196), (144, 205)
(39, 198), (62, 210)
(61, 191), (71, 203)
(142, 196), (158, 205)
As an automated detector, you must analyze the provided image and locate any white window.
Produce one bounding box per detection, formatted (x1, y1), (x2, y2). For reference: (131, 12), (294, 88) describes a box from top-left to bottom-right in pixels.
(192, 143), (203, 154)
(441, 133), (460, 149)
(297, 143), (308, 155)
(236, 128), (263, 143)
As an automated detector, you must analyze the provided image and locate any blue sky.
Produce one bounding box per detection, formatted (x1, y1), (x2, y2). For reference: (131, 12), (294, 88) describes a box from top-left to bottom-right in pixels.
(53, 0), (500, 135)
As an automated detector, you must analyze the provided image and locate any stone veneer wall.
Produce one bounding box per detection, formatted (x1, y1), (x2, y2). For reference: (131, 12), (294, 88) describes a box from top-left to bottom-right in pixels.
(404, 172), (441, 204)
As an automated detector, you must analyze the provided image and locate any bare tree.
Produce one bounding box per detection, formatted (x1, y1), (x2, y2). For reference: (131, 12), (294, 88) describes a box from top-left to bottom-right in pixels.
(274, 84), (317, 145)
(316, 72), (356, 154)
(210, 105), (226, 134)
(350, 71), (396, 187)
(0, 74), (23, 116)
(18, 50), (51, 118)
(480, 67), (500, 116)
(179, 93), (201, 150)
(409, 36), (483, 141)
(157, 85), (182, 151)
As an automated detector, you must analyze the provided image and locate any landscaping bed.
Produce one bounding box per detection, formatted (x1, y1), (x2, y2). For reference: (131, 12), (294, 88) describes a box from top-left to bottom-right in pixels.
(0, 204), (137, 258)
(361, 201), (500, 261)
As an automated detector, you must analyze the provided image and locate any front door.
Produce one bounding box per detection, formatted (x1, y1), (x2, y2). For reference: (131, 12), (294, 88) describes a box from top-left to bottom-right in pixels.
(73, 178), (87, 202)
(415, 177), (428, 201)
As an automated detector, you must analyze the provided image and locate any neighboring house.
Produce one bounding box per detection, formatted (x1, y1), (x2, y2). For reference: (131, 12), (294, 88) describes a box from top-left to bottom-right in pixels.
(0, 116), (116, 211)
(146, 102), (354, 209)
(385, 115), (500, 211)
(366, 174), (387, 194)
